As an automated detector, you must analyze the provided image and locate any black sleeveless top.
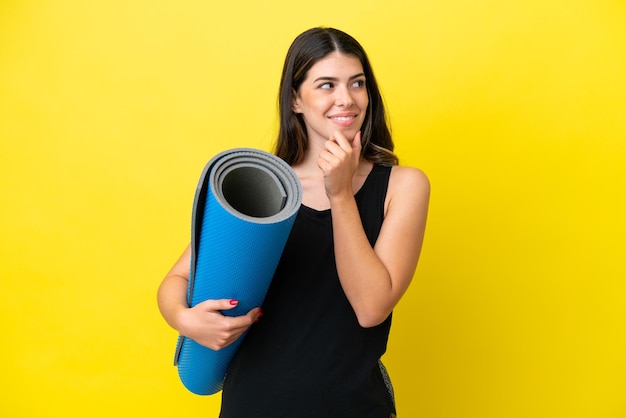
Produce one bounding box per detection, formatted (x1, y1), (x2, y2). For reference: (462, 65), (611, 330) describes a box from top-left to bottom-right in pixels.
(220, 164), (395, 418)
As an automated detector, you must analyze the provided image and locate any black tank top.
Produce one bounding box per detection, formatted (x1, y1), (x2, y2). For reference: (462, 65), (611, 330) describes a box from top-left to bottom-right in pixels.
(220, 164), (395, 418)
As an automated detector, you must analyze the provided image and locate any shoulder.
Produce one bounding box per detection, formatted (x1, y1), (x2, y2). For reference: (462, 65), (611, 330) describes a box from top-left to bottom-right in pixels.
(384, 165), (430, 215)
(389, 165), (430, 195)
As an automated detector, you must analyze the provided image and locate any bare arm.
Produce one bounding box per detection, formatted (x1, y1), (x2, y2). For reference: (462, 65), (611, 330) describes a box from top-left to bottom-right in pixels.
(157, 245), (262, 350)
(332, 166), (429, 327)
(319, 132), (430, 327)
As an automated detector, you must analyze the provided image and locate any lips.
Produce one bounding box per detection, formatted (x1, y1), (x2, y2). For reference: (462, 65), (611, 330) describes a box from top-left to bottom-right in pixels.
(328, 113), (359, 126)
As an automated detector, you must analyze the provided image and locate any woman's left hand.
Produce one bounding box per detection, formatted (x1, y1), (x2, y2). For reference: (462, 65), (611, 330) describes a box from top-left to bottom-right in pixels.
(317, 130), (362, 198)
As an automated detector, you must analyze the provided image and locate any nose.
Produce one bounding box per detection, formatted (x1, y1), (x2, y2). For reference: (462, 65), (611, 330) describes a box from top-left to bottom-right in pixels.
(335, 85), (354, 107)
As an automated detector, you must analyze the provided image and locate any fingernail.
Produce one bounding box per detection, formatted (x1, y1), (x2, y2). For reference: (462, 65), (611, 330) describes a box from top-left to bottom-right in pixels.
(255, 309), (264, 323)
(229, 299), (238, 306)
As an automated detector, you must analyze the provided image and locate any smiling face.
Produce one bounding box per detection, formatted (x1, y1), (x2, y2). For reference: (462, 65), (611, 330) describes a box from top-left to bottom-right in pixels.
(292, 52), (369, 146)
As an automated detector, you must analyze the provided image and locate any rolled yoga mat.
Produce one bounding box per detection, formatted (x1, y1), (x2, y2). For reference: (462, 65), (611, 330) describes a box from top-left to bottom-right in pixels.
(173, 148), (302, 395)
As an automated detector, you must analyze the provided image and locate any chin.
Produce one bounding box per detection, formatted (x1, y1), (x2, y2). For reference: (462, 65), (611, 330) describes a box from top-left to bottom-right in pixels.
(336, 126), (359, 137)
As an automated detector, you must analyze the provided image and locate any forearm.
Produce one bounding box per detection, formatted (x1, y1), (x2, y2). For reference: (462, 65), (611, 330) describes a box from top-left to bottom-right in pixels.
(330, 193), (393, 327)
(157, 273), (189, 331)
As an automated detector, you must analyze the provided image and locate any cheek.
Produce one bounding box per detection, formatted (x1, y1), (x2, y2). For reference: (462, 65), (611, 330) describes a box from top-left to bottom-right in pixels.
(299, 94), (324, 112)
(360, 92), (370, 109)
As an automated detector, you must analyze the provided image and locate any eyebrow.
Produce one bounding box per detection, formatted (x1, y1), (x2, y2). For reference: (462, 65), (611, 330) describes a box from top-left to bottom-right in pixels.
(312, 73), (366, 83)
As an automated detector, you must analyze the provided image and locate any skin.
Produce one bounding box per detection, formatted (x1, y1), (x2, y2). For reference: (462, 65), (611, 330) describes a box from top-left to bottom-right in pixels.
(157, 51), (430, 349)
(292, 52), (430, 327)
(157, 245), (261, 351)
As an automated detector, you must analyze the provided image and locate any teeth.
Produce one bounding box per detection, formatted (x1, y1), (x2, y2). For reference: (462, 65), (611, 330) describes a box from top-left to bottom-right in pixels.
(332, 116), (354, 121)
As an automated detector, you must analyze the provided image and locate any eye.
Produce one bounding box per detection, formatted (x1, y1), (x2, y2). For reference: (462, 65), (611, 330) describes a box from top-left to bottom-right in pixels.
(352, 79), (366, 88)
(319, 82), (334, 89)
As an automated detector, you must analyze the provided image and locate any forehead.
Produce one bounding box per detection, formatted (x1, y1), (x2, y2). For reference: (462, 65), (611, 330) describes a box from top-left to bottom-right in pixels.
(305, 52), (364, 79)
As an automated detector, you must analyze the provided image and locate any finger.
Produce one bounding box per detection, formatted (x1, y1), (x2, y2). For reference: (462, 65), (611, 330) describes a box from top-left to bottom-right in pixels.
(318, 148), (340, 165)
(251, 307), (263, 323)
(323, 140), (350, 165)
(323, 138), (344, 156)
(317, 156), (331, 175)
(330, 130), (352, 151)
(196, 298), (240, 312)
(352, 131), (362, 153)
(317, 152), (339, 175)
(223, 311), (258, 333)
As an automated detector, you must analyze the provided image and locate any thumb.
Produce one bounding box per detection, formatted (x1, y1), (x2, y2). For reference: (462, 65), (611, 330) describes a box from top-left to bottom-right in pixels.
(195, 298), (240, 312)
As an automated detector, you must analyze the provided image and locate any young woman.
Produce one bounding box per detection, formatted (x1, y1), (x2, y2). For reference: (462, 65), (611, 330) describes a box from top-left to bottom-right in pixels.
(158, 27), (430, 417)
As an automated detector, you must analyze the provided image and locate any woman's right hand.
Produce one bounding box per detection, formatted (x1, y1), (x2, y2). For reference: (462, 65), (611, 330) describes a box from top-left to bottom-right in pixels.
(177, 299), (262, 351)
(157, 246), (262, 351)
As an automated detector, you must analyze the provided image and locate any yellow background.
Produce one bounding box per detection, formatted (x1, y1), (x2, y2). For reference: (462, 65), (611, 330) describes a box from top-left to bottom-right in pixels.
(1, 0), (625, 417)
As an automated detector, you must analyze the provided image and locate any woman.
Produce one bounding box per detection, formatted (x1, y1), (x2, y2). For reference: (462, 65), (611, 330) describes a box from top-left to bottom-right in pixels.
(158, 27), (430, 417)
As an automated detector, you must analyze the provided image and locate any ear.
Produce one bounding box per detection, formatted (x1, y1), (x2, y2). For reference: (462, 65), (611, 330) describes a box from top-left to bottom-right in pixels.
(291, 89), (302, 114)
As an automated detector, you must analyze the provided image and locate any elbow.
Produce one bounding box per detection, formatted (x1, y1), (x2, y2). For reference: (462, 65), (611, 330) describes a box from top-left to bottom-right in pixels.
(355, 308), (392, 328)
(351, 292), (395, 328)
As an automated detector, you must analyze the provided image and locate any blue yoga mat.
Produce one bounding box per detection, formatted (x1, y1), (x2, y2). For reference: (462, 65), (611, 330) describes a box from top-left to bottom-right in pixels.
(173, 148), (302, 395)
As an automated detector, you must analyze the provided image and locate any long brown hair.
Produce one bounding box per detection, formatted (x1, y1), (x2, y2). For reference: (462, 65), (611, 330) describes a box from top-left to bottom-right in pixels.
(274, 27), (398, 166)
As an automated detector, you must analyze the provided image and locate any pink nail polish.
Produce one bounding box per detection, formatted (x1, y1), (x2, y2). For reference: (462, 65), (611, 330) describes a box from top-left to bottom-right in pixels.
(229, 299), (238, 306)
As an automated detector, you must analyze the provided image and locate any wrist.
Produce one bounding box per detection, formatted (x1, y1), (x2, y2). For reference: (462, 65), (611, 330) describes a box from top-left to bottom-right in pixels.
(172, 305), (191, 335)
(328, 191), (355, 208)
